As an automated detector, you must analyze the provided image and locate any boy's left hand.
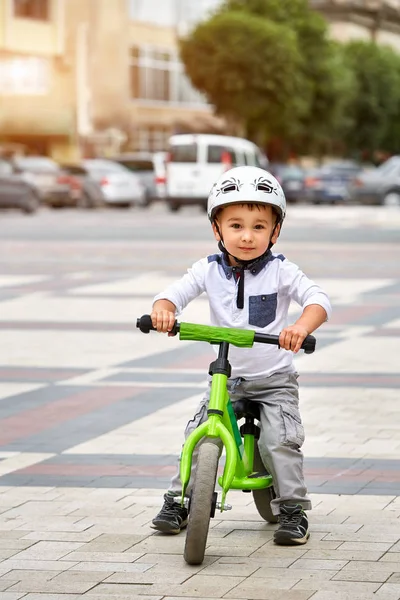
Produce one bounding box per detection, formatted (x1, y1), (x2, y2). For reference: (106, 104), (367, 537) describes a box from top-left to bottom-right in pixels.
(279, 325), (309, 354)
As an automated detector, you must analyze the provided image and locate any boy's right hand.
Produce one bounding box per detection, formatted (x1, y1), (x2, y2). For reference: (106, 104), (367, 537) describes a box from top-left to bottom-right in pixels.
(151, 309), (176, 333)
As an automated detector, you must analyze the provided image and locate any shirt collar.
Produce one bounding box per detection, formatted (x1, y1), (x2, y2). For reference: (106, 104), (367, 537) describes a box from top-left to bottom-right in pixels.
(218, 251), (273, 280)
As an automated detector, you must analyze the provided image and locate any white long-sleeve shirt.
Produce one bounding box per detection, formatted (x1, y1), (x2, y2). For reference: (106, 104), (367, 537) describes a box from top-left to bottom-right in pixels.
(153, 251), (332, 379)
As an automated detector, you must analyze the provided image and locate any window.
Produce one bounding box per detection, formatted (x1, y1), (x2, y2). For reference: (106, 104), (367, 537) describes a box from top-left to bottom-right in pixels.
(14, 0), (49, 20)
(130, 45), (207, 105)
(169, 144), (197, 163)
(0, 57), (49, 95)
(207, 145), (237, 165)
(130, 46), (171, 102)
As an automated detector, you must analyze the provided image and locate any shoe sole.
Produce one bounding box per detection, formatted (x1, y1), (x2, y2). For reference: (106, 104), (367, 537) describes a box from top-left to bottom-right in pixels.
(151, 518), (188, 535)
(274, 532), (310, 546)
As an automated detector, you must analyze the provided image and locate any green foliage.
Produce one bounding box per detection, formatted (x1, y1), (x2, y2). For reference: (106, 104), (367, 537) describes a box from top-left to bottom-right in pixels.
(180, 0), (400, 158)
(343, 41), (400, 156)
(180, 11), (307, 143)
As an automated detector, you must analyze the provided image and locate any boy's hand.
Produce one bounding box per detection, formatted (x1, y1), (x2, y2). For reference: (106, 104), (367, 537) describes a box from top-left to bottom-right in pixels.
(279, 325), (309, 354)
(151, 309), (176, 334)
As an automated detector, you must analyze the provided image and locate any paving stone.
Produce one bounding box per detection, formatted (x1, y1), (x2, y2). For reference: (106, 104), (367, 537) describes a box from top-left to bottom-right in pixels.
(308, 593), (377, 600)
(103, 569), (193, 584)
(6, 580), (98, 594)
(78, 533), (147, 551)
(0, 569), (59, 581)
(303, 548), (386, 561)
(70, 561), (151, 573)
(135, 553), (218, 567)
(0, 560), (77, 572)
(0, 580), (19, 592)
(0, 549), (25, 560)
(59, 551), (144, 562)
(338, 541), (396, 552)
(51, 570), (113, 583)
(0, 539), (37, 550)
(257, 567), (338, 582)
(22, 595), (81, 600)
(22, 530), (100, 543)
(11, 541), (84, 561)
(197, 561), (260, 577)
(224, 578), (314, 599)
(292, 579), (381, 593)
(290, 559), (349, 570)
(0, 593), (29, 600)
(332, 568), (392, 582)
(84, 584), (176, 596)
(375, 583), (400, 599)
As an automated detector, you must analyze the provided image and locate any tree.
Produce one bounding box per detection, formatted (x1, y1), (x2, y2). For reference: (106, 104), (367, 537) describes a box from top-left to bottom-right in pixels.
(219, 0), (354, 156)
(180, 0), (354, 158)
(179, 11), (308, 147)
(342, 41), (400, 157)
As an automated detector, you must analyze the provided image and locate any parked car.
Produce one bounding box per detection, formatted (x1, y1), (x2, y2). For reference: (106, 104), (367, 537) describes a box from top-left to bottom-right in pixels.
(0, 159), (39, 214)
(11, 156), (72, 207)
(349, 156), (400, 206)
(268, 163), (306, 203)
(165, 134), (268, 212)
(82, 159), (146, 207)
(303, 160), (363, 205)
(58, 164), (105, 208)
(110, 151), (167, 205)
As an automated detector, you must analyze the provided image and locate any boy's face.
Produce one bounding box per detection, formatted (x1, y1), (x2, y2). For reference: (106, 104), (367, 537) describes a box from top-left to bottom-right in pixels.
(212, 203), (280, 266)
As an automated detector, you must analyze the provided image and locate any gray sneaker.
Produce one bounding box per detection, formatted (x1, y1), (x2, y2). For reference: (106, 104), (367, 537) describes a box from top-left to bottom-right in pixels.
(151, 493), (188, 535)
(274, 503), (309, 545)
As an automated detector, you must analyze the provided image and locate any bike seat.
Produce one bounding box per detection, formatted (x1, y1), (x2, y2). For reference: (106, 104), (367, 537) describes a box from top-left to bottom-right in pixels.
(233, 399), (260, 421)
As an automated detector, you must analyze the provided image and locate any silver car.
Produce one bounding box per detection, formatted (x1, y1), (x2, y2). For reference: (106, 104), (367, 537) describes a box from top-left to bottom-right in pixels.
(349, 157), (400, 206)
(12, 156), (72, 207)
(82, 159), (146, 207)
(109, 152), (167, 205)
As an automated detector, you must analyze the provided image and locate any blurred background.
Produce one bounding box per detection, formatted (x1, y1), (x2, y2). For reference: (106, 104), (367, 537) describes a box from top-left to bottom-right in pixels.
(2, 0), (400, 213)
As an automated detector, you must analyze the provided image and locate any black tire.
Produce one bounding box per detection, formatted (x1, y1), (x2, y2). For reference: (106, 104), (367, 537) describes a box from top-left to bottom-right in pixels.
(76, 191), (98, 209)
(168, 200), (180, 212)
(184, 441), (219, 565)
(21, 191), (39, 214)
(252, 444), (278, 524)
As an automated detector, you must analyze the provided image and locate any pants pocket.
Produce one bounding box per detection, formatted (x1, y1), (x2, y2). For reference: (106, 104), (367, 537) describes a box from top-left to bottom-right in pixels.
(280, 404), (305, 448)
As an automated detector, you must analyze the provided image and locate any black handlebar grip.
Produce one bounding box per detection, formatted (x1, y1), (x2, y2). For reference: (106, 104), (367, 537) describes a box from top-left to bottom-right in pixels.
(301, 335), (316, 354)
(136, 314), (156, 333)
(136, 314), (179, 336)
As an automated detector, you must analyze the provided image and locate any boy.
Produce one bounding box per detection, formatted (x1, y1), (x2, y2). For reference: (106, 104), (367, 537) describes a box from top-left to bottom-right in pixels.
(150, 166), (331, 545)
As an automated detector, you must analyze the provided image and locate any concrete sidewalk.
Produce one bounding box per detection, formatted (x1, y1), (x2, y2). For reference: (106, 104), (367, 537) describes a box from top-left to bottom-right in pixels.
(1, 486), (400, 599)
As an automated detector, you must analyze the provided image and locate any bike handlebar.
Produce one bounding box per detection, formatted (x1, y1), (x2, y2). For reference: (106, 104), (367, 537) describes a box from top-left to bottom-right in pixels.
(136, 314), (316, 354)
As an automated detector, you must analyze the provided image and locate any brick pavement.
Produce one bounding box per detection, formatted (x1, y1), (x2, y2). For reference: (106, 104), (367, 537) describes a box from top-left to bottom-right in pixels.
(0, 205), (399, 598)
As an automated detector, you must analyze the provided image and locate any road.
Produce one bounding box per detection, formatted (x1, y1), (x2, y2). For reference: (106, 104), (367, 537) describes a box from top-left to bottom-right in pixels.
(0, 203), (399, 598)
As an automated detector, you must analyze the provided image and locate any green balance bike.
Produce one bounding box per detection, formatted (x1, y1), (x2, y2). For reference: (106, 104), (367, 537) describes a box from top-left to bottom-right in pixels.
(136, 315), (316, 565)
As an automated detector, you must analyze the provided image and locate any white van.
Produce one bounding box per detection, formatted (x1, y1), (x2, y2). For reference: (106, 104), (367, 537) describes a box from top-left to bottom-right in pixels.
(165, 134), (268, 211)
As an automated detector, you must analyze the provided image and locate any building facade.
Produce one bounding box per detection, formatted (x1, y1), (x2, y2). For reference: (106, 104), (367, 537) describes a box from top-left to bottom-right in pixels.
(311, 0), (400, 51)
(0, 0), (223, 160)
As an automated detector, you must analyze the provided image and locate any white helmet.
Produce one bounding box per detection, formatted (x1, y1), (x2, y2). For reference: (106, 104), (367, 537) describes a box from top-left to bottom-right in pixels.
(207, 166), (286, 222)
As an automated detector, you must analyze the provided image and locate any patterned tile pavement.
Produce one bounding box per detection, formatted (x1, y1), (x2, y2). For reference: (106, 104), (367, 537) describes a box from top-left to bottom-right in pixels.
(0, 204), (399, 598)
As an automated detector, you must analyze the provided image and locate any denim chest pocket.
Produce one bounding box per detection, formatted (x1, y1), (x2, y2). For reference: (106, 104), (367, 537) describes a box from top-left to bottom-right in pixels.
(248, 293), (277, 328)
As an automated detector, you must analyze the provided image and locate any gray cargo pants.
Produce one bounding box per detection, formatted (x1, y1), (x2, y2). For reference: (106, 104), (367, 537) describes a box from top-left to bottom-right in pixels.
(168, 371), (311, 516)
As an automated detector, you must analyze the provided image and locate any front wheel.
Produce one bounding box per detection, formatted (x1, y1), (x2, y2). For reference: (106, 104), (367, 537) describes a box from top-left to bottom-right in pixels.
(252, 444), (278, 524)
(184, 441), (219, 565)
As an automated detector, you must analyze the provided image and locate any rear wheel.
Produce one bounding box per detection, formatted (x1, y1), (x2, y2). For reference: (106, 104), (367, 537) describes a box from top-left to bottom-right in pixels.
(383, 191), (400, 207)
(252, 444), (278, 524)
(184, 441), (219, 565)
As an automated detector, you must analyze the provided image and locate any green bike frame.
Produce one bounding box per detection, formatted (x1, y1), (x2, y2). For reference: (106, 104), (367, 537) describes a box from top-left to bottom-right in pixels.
(178, 322), (273, 509)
